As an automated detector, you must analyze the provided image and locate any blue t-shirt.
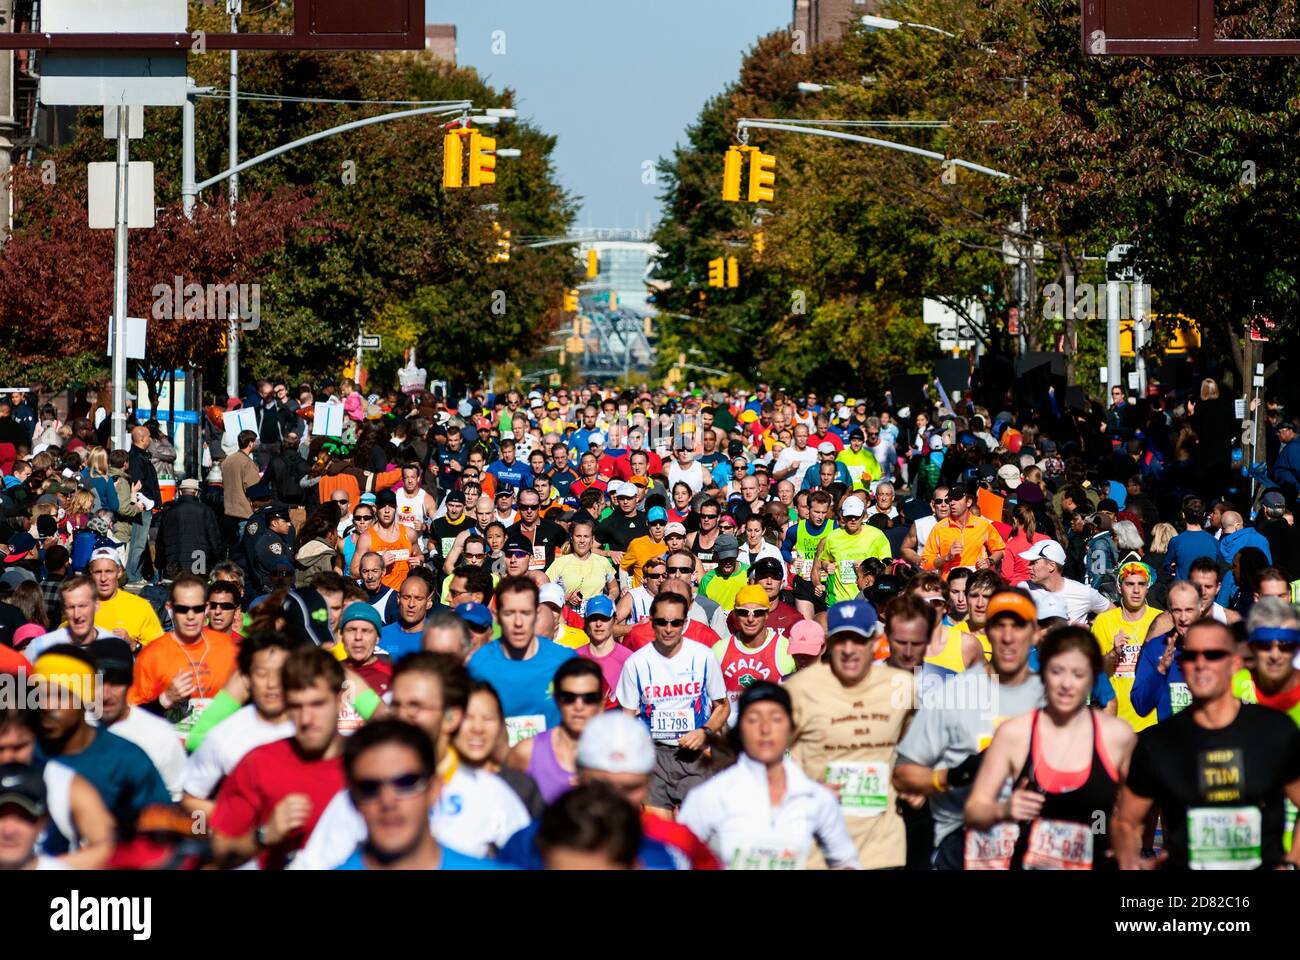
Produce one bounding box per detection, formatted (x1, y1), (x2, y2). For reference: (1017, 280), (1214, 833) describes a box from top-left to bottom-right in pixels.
(379, 621), (423, 661)
(467, 638), (575, 731)
(335, 845), (510, 870)
(1130, 632), (1189, 722)
(1164, 529), (1218, 579)
(498, 819), (679, 870)
(486, 460), (534, 492)
(36, 728), (169, 838)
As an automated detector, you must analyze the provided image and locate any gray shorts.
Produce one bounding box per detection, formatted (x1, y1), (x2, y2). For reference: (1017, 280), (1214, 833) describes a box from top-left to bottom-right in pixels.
(648, 742), (713, 809)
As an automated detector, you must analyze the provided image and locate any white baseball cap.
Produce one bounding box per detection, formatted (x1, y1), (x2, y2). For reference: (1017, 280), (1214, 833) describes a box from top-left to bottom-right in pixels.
(588, 432), (606, 446)
(577, 711), (654, 775)
(929, 435), (945, 451)
(817, 441), (836, 454)
(664, 522), (687, 537)
(538, 582), (566, 609)
(1019, 539), (1067, 565)
(837, 405), (852, 421)
(614, 481), (638, 499)
(89, 546), (123, 567)
(841, 497), (865, 518)
(832, 394), (845, 404)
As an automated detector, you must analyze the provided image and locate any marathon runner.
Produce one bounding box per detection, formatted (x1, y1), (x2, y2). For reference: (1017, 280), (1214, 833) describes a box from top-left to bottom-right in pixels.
(507, 659), (603, 803)
(1091, 561), (1163, 730)
(1113, 618), (1300, 870)
(814, 497), (890, 606)
(711, 584), (795, 727)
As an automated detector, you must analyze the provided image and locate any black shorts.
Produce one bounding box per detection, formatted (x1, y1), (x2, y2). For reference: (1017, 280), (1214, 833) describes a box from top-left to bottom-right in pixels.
(792, 577), (827, 612)
(647, 743), (713, 808)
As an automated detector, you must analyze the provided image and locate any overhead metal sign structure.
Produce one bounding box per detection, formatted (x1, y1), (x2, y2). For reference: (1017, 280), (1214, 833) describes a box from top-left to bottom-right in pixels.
(1083, 0), (1300, 56)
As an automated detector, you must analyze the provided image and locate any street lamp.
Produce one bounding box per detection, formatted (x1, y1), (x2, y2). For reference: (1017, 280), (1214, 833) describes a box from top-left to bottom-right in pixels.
(496, 148), (522, 158)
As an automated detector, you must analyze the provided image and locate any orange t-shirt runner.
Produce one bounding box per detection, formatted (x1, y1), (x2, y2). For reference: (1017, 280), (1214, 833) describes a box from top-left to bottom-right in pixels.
(128, 628), (239, 706)
(370, 522), (414, 591)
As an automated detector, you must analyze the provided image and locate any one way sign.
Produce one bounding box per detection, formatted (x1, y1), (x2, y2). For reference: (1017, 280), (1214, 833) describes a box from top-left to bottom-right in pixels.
(357, 330), (381, 350)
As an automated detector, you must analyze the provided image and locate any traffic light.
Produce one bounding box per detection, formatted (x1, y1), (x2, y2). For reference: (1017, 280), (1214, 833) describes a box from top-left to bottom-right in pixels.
(753, 231), (766, 260)
(722, 146), (743, 202)
(747, 150), (776, 203)
(708, 257), (725, 288)
(563, 289), (578, 312)
(442, 130), (464, 189)
(468, 130), (497, 187)
(727, 257), (740, 288)
(490, 222), (511, 263)
(586, 249), (599, 278)
(1119, 318), (1134, 358)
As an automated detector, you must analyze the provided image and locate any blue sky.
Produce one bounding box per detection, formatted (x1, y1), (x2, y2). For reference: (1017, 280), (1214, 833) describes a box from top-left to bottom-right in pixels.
(441, 0), (791, 231)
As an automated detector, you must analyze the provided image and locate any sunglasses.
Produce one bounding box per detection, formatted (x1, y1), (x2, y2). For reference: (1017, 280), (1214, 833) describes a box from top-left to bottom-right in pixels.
(505, 550), (531, 558)
(519, 504), (539, 511)
(735, 608), (768, 618)
(353, 772), (429, 801)
(651, 617), (686, 628)
(354, 514), (375, 521)
(931, 497), (950, 505)
(332, 497), (350, 504)
(172, 604), (207, 615)
(464, 551), (487, 560)
(700, 514), (719, 520)
(207, 601), (239, 611)
(1248, 639), (1300, 652)
(1181, 648), (1232, 663)
(643, 571), (667, 580)
(556, 690), (603, 706)
(666, 566), (694, 575)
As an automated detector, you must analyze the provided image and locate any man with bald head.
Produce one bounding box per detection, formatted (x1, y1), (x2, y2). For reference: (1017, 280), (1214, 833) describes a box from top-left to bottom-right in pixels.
(126, 424), (161, 585)
(1217, 510), (1272, 608)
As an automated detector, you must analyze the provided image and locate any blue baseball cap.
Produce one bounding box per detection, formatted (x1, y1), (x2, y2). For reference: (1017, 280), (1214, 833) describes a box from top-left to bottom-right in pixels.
(584, 595), (615, 620)
(825, 600), (879, 641)
(455, 601), (493, 631)
(647, 506), (668, 524)
(340, 601), (383, 633)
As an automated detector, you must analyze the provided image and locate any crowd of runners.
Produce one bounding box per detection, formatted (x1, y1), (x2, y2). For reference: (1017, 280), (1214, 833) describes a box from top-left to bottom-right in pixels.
(0, 375), (1298, 870)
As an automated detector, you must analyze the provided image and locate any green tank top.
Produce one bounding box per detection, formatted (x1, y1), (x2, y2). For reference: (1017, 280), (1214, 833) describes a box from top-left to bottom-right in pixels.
(824, 527), (889, 603)
(792, 519), (833, 581)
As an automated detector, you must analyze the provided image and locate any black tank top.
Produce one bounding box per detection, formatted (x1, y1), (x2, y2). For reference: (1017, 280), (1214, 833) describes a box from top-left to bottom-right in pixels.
(1010, 709), (1119, 870)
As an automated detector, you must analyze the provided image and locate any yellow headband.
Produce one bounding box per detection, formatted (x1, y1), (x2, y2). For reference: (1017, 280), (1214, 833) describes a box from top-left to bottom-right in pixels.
(33, 653), (98, 707)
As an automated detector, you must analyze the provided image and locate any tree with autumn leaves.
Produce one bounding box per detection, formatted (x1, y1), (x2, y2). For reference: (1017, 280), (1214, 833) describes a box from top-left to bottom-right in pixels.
(0, 1), (577, 398)
(654, 0), (1300, 400)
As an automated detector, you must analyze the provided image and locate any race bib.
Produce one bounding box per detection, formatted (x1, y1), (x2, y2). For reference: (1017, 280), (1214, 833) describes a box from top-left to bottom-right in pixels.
(1187, 806), (1261, 870)
(964, 823), (1020, 870)
(793, 558), (814, 580)
(824, 761), (889, 817)
(1023, 819), (1094, 870)
(701, 560), (718, 573)
(1170, 682), (1192, 714)
(337, 682), (364, 736)
(530, 546), (547, 571)
(386, 549), (411, 564)
(505, 714), (546, 748)
(838, 559), (858, 583)
(728, 845), (802, 870)
(171, 697), (212, 744)
(847, 464), (865, 481)
(1113, 633), (1141, 678)
(649, 706), (694, 742)
(440, 536), (456, 556)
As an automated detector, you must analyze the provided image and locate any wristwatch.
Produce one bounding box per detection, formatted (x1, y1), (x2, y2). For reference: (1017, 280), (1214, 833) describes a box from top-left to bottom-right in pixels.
(255, 824), (272, 848)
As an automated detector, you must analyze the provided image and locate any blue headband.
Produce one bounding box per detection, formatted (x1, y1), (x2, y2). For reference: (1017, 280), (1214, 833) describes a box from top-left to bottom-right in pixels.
(1248, 627), (1300, 646)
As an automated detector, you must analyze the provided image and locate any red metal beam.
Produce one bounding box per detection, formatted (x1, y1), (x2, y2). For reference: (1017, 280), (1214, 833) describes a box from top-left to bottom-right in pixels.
(1082, 0), (1300, 57)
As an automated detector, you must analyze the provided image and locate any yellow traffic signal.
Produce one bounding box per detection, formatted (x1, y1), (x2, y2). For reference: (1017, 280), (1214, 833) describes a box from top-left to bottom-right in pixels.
(586, 249), (599, 278)
(1164, 316), (1201, 355)
(708, 257), (725, 288)
(1119, 319), (1134, 359)
(468, 130), (497, 187)
(753, 231), (765, 260)
(747, 150), (776, 203)
(490, 222), (511, 263)
(726, 257), (740, 288)
(442, 130), (464, 189)
(722, 147), (743, 203)
(563, 290), (578, 313)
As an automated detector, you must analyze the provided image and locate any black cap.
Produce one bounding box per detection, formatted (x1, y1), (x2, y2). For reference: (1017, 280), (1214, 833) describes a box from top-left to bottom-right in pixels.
(374, 489), (397, 508)
(444, 490), (466, 505)
(266, 503), (292, 522)
(86, 637), (134, 685)
(36, 514), (56, 538)
(848, 428), (865, 440)
(749, 557), (784, 582)
(1097, 498), (1119, 513)
(728, 439), (745, 457)
(948, 483), (969, 501)
(496, 485), (515, 499)
(504, 533), (533, 556)
(0, 763), (47, 817)
(736, 681), (792, 722)
(1281, 421), (1297, 433)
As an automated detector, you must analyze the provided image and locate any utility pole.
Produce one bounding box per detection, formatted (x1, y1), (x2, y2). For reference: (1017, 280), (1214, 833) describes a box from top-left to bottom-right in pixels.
(226, 0), (241, 401)
(110, 105), (131, 451)
(1105, 244), (1129, 394)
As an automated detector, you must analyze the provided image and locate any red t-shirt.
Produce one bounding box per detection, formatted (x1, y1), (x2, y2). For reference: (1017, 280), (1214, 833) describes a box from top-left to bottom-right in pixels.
(211, 738), (345, 869)
(810, 432), (843, 452)
(599, 453), (631, 483)
(623, 618), (720, 652)
(0, 643), (29, 676)
(642, 812), (721, 870)
(570, 478), (608, 498)
(350, 657), (393, 697)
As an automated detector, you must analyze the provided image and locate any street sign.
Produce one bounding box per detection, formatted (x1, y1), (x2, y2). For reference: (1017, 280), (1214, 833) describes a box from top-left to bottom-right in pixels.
(0, 0), (426, 51)
(1083, 0), (1300, 57)
(88, 162), (156, 228)
(103, 105), (145, 140)
(357, 332), (381, 350)
(40, 1), (187, 106)
(106, 316), (147, 359)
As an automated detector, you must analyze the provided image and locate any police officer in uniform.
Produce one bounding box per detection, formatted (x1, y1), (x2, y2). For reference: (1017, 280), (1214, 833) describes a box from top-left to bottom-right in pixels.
(246, 502), (297, 596)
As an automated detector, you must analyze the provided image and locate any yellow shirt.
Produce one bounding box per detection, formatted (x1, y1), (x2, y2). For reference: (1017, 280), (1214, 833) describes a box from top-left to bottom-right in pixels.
(620, 535), (668, 587)
(1091, 605), (1163, 731)
(921, 515), (1006, 576)
(555, 625), (590, 650)
(93, 590), (164, 647)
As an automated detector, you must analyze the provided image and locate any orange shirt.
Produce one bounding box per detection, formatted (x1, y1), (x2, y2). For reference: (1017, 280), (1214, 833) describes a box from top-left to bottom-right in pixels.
(369, 522), (414, 591)
(921, 514), (1007, 576)
(128, 629), (239, 706)
(319, 474), (361, 511)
